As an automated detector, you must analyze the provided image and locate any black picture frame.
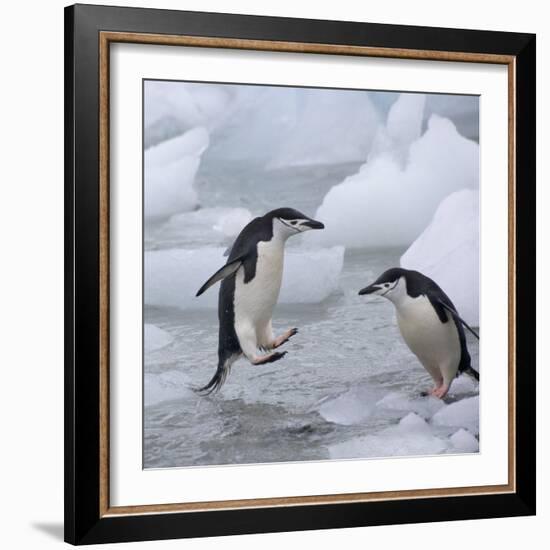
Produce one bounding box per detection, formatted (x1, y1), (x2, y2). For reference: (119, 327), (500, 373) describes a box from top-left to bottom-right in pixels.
(65, 3), (536, 545)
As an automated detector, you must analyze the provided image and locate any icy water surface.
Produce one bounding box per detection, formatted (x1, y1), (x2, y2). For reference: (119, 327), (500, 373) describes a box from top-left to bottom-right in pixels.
(143, 161), (479, 469)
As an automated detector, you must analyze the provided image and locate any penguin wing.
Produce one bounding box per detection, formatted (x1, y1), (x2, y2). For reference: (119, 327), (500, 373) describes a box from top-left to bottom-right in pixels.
(436, 300), (479, 340)
(222, 243), (233, 257)
(195, 257), (244, 297)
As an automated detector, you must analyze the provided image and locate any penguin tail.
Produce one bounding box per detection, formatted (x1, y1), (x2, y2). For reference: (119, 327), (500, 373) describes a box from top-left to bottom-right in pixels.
(463, 366), (480, 382)
(194, 358), (232, 396)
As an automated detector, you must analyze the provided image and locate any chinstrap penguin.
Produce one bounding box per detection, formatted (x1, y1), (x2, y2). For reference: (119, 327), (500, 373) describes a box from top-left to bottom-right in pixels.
(195, 207), (325, 394)
(359, 268), (479, 398)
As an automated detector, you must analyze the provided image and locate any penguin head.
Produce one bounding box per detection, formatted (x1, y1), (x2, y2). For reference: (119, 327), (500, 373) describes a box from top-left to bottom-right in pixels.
(358, 267), (409, 305)
(267, 207), (325, 239)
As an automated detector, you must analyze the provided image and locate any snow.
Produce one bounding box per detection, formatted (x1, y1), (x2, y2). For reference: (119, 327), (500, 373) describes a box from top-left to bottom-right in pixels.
(145, 246), (344, 310)
(401, 189), (479, 326)
(310, 104), (479, 248)
(144, 127), (209, 222)
(431, 395), (479, 435)
(144, 324), (173, 353)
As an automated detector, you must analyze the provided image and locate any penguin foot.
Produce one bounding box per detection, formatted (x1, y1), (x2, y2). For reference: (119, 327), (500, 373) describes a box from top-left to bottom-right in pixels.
(432, 384), (450, 399)
(273, 328), (298, 348)
(252, 351), (288, 365)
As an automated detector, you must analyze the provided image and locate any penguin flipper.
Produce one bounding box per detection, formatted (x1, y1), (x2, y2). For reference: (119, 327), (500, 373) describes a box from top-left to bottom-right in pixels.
(196, 258), (243, 296)
(437, 300), (480, 340)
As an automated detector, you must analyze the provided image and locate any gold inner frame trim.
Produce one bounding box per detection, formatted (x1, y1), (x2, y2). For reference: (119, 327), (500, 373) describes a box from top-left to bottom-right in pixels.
(98, 31), (517, 518)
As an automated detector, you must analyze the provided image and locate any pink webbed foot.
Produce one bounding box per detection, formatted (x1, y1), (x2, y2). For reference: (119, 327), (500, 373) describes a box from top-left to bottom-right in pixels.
(250, 351), (288, 365)
(272, 328), (298, 349)
(432, 384), (450, 399)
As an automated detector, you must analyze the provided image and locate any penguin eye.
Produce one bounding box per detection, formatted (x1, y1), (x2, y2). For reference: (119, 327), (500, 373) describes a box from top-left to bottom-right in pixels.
(290, 221), (298, 226)
(384, 283), (390, 288)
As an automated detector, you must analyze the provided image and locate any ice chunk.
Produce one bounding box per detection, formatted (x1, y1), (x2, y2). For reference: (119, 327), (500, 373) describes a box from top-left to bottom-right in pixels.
(145, 127), (209, 222)
(310, 114), (479, 248)
(398, 412), (430, 432)
(431, 396), (479, 435)
(401, 189), (479, 326)
(375, 391), (446, 419)
(145, 246), (344, 310)
(318, 386), (381, 425)
(144, 324), (173, 353)
(449, 428), (479, 453)
(449, 373), (478, 395)
(144, 370), (191, 407)
(329, 412), (448, 459)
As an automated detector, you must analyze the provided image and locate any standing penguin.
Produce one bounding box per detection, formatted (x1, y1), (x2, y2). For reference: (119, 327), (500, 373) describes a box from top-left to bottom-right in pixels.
(359, 268), (479, 398)
(195, 207), (325, 394)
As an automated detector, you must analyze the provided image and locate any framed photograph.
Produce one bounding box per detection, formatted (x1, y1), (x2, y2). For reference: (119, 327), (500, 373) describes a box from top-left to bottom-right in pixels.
(64, 3), (536, 545)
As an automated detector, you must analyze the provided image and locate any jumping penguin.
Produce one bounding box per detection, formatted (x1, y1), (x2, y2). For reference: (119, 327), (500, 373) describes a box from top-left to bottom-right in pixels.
(195, 207), (325, 394)
(358, 267), (479, 398)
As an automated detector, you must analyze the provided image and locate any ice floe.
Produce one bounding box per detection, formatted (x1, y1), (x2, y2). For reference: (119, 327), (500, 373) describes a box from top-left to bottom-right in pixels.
(145, 246), (344, 310)
(329, 412), (449, 459)
(320, 384), (479, 459)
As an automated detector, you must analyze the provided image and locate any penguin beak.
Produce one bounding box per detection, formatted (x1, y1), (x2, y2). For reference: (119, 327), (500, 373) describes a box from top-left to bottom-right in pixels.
(303, 219), (325, 230)
(358, 284), (380, 296)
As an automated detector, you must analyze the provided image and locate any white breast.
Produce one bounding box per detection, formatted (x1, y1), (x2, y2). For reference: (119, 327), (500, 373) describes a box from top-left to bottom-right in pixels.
(234, 239), (284, 328)
(396, 295), (461, 380)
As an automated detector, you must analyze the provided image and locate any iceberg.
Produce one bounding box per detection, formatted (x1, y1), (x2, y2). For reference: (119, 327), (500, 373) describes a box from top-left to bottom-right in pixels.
(266, 88), (381, 169)
(145, 246), (344, 310)
(368, 93), (426, 165)
(144, 81), (236, 147)
(401, 189), (479, 326)
(147, 82), (382, 168)
(144, 127), (209, 222)
(310, 95), (479, 248)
